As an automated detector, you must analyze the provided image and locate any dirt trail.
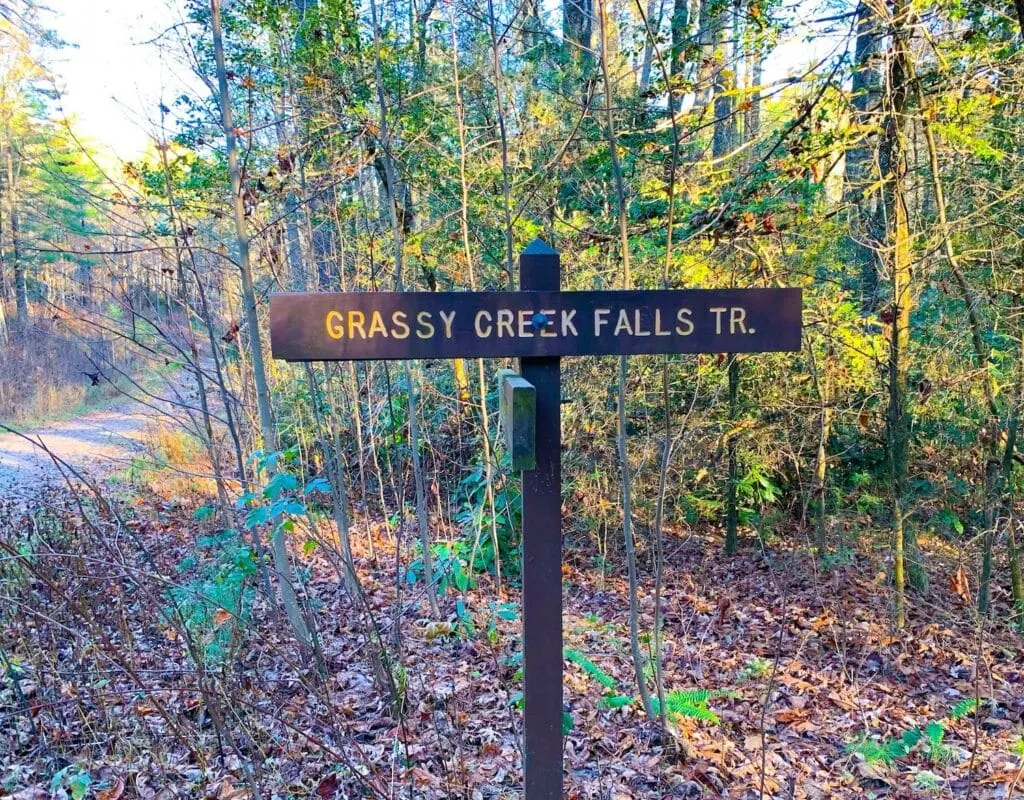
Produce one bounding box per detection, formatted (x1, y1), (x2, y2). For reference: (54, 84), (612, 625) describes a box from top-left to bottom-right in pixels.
(0, 403), (159, 503)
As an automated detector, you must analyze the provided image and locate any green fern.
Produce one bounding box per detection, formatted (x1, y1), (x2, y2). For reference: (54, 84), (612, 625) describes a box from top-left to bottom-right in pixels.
(847, 716), (960, 769)
(601, 695), (635, 709)
(564, 648), (617, 691)
(651, 689), (721, 725)
(882, 727), (923, 760)
(950, 698), (981, 720)
(923, 721), (955, 764)
(847, 737), (895, 765)
(666, 688), (710, 706)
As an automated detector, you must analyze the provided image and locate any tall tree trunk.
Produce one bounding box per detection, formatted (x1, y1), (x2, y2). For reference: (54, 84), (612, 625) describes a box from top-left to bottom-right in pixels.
(847, 1), (883, 309)
(638, 0), (663, 92)
(598, 0), (656, 723)
(693, 0), (724, 114)
(451, 10), (502, 591)
(881, 0), (919, 630)
(367, 0), (440, 616)
(744, 7), (762, 142)
(564, 0), (594, 65)
(912, 72), (1003, 613)
(156, 130), (235, 532)
(712, 2), (741, 555)
(668, 0), (689, 111)
(486, 0), (515, 285)
(210, 0), (313, 648)
(1003, 327), (1024, 626)
(4, 143), (27, 330)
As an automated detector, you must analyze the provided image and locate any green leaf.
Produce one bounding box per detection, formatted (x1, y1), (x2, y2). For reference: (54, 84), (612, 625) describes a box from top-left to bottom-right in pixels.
(303, 477), (332, 495)
(263, 472), (298, 500)
(602, 695), (635, 709)
(243, 506), (270, 530)
(277, 500), (306, 517)
(51, 767), (70, 794)
(562, 710), (574, 735)
(193, 503), (216, 521)
(68, 771), (92, 800)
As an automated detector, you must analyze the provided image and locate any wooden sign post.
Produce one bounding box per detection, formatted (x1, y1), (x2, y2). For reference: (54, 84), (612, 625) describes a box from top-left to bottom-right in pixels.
(269, 239), (802, 799)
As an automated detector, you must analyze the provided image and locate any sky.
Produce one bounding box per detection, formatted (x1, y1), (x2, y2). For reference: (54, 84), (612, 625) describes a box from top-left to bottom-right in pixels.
(41, 0), (198, 161)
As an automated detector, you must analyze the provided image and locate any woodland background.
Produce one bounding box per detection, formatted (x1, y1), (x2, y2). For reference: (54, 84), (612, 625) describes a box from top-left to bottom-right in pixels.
(2, 0), (1024, 797)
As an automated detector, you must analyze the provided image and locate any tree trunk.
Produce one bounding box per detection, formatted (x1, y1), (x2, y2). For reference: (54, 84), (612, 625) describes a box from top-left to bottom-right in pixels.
(847, 1), (883, 309)
(638, 0), (663, 92)
(668, 0), (689, 111)
(564, 0), (594, 64)
(881, 0), (920, 630)
(210, 0), (313, 648)
(724, 356), (740, 553)
(744, 13), (762, 142)
(450, 12), (502, 591)
(4, 143), (27, 330)
(1003, 328), (1024, 626)
(693, 0), (724, 114)
(598, 0), (656, 723)
(367, 0), (440, 616)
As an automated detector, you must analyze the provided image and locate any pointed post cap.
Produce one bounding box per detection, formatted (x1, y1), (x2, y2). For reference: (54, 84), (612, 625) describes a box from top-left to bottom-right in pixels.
(522, 237), (558, 256)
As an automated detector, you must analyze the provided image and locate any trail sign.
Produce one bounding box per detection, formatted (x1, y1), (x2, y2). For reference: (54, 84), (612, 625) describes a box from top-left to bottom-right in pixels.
(269, 239), (802, 799)
(270, 287), (801, 361)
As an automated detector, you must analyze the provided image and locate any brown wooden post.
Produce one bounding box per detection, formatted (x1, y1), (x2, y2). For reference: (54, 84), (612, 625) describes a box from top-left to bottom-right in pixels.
(518, 238), (563, 799)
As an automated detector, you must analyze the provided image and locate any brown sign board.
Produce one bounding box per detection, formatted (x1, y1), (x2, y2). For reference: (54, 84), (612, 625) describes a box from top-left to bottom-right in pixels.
(269, 288), (802, 361)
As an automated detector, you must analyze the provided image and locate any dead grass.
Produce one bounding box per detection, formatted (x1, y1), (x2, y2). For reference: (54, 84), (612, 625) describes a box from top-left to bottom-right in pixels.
(0, 305), (140, 424)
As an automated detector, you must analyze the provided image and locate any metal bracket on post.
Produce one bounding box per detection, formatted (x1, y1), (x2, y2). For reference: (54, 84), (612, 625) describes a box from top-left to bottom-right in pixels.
(497, 370), (537, 472)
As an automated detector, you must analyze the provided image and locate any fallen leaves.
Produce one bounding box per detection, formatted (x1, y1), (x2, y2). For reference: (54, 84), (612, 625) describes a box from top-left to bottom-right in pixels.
(3, 492), (1023, 800)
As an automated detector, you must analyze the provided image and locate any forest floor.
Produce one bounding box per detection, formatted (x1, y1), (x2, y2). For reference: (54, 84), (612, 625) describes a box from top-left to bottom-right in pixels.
(2, 408), (1024, 799)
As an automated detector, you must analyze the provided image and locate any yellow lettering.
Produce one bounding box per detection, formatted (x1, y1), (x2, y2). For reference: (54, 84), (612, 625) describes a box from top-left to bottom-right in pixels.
(326, 310), (345, 339)
(614, 309), (633, 336)
(594, 308), (610, 335)
(518, 309), (534, 337)
(416, 311), (435, 339)
(540, 309), (557, 338)
(368, 310), (388, 338)
(709, 307), (727, 335)
(729, 307), (747, 334)
(676, 308), (694, 336)
(561, 309), (578, 336)
(475, 310), (492, 337)
(348, 310), (367, 339)
(392, 310), (410, 339)
(633, 309), (651, 336)
(654, 308), (671, 336)
(497, 309), (514, 337)
(439, 310), (456, 338)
